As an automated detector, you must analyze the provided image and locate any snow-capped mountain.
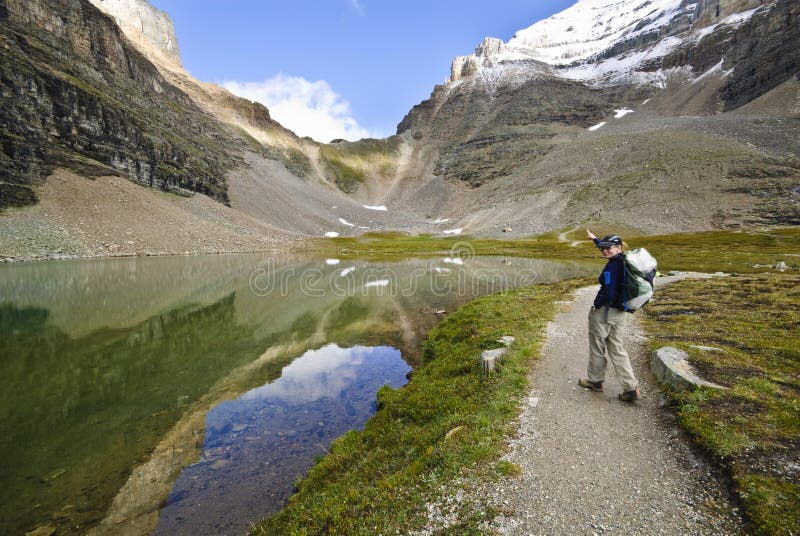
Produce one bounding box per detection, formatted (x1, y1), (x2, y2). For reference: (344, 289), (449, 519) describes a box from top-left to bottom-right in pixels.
(2, 0), (798, 263)
(450, 0), (764, 86)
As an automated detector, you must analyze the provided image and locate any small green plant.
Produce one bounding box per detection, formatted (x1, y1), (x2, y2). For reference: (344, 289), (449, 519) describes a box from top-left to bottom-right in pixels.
(495, 460), (521, 477)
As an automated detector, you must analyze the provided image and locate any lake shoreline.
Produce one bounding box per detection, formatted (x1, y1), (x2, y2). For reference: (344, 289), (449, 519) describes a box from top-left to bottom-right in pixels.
(253, 271), (800, 534)
(0, 246), (289, 264)
(5, 254), (587, 535)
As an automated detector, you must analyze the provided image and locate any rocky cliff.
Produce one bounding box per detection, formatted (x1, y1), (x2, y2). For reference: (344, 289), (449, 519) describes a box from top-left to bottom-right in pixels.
(0, 0), (413, 233)
(386, 0), (800, 235)
(88, 0), (181, 66)
(1, 0), (798, 259)
(0, 0), (245, 208)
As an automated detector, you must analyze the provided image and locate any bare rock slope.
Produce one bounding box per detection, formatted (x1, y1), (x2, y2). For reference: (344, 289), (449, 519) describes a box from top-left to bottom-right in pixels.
(1, 0), (799, 260)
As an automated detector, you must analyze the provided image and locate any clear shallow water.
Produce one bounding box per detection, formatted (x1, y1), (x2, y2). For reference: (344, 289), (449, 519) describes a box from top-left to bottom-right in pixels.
(154, 344), (410, 536)
(0, 253), (594, 535)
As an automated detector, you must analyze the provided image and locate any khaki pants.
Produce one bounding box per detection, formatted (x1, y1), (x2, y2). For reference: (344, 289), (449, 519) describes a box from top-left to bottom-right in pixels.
(587, 306), (638, 392)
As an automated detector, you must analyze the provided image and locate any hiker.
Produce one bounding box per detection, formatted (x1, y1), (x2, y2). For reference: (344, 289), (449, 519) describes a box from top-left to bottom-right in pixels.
(578, 230), (641, 402)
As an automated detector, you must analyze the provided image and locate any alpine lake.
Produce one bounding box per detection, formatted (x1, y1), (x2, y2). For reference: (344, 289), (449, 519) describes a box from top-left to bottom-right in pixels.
(0, 252), (595, 535)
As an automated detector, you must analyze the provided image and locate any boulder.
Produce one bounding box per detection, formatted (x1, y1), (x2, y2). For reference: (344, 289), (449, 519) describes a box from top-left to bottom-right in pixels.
(480, 336), (516, 374)
(650, 346), (726, 391)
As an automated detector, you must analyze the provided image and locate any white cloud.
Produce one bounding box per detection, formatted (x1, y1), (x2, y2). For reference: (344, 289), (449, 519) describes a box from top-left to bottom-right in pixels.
(348, 0), (365, 16)
(222, 74), (372, 143)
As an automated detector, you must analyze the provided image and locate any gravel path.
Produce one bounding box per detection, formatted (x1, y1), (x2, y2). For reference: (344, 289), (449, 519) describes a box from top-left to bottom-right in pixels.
(487, 282), (746, 535)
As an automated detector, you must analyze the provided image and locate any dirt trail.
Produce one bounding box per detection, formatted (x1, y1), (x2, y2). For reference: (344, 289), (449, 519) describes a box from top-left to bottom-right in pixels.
(557, 226), (583, 247)
(488, 281), (745, 535)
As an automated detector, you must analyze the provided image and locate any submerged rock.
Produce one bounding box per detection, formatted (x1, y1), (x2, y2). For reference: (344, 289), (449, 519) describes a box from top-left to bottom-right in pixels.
(25, 526), (56, 536)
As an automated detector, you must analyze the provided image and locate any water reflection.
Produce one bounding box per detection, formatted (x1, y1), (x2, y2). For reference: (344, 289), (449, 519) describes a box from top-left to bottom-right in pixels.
(154, 344), (410, 536)
(0, 253), (596, 536)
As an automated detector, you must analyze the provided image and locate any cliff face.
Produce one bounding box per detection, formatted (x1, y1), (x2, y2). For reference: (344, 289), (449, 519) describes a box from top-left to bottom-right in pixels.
(717, 0), (800, 110)
(398, 75), (651, 187)
(87, 0), (181, 67)
(0, 0), (240, 208)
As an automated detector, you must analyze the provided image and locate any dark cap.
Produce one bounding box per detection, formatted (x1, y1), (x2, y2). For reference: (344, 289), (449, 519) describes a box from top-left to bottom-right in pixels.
(596, 235), (622, 248)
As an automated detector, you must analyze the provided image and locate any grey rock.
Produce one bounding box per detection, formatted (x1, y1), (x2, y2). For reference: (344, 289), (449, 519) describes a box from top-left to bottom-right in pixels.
(481, 348), (506, 373)
(497, 335), (516, 347)
(88, 0), (182, 65)
(651, 346), (726, 391)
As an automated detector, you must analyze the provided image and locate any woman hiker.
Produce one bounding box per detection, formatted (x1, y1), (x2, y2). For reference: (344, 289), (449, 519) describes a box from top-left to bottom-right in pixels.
(578, 229), (641, 402)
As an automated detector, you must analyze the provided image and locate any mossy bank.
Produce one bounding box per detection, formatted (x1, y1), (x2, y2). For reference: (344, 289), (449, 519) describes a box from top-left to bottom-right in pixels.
(250, 279), (588, 534)
(642, 274), (800, 535)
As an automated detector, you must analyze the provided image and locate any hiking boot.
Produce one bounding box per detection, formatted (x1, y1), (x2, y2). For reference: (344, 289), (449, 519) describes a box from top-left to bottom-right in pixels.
(618, 386), (641, 402)
(578, 378), (603, 392)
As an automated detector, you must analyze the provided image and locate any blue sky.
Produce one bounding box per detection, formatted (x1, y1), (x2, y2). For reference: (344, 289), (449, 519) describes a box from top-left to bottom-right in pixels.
(149, 0), (575, 142)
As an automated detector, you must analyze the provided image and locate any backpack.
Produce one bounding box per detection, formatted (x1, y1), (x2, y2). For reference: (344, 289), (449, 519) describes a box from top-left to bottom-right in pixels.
(617, 248), (657, 312)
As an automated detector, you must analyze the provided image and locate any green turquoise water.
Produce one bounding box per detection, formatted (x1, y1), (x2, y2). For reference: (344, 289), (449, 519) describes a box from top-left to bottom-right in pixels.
(0, 253), (593, 535)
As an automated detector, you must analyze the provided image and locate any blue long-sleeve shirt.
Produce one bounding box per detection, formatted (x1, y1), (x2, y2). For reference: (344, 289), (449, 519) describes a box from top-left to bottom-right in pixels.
(593, 243), (625, 309)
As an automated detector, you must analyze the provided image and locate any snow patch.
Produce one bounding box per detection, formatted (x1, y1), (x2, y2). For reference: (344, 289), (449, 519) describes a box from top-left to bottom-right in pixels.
(691, 23), (719, 43)
(561, 36), (683, 85)
(442, 228), (462, 235)
(363, 205), (387, 211)
(340, 266), (356, 277)
(325, 259), (340, 265)
(450, 0), (761, 90)
(687, 7), (759, 43)
(443, 257), (464, 265)
(588, 122), (606, 131)
(338, 217), (355, 227)
(324, 232), (340, 238)
(614, 108), (634, 118)
(433, 218), (450, 224)
(693, 58), (724, 83)
(504, 0), (687, 65)
(722, 7), (760, 26)
(434, 266), (452, 274)
(365, 279), (390, 288)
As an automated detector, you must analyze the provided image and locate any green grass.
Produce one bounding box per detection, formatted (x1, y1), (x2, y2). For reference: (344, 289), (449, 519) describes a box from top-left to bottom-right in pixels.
(300, 228), (800, 274)
(260, 226), (800, 534)
(641, 274), (800, 535)
(319, 137), (402, 193)
(635, 228), (800, 274)
(250, 279), (585, 535)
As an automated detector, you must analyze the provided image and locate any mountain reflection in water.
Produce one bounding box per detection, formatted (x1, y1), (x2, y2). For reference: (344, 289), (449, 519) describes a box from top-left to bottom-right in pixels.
(0, 253), (594, 535)
(154, 344), (410, 536)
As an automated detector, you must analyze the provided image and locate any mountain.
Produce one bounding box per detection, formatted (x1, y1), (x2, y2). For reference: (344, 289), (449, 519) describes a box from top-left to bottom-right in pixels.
(0, 0), (414, 259)
(1, 0), (798, 260)
(390, 0), (800, 234)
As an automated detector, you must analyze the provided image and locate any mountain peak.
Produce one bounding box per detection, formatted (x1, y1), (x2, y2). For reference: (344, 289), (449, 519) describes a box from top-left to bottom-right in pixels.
(506, 0), (689, 65)
(88, 0), (182, 68)
(449, 0), (765, 85)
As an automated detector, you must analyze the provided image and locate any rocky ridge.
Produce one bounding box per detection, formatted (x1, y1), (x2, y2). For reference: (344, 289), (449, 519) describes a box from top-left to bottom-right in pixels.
(1, 0), (799, 260)
(386, 0), (800, 235)
(0, 0), (239, 206)
(0, 0), (423, 260)
(88, 0), (181, 67)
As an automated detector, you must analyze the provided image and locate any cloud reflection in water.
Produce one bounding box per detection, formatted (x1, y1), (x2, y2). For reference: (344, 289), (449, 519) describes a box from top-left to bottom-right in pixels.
(154, 344), (410, 536)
